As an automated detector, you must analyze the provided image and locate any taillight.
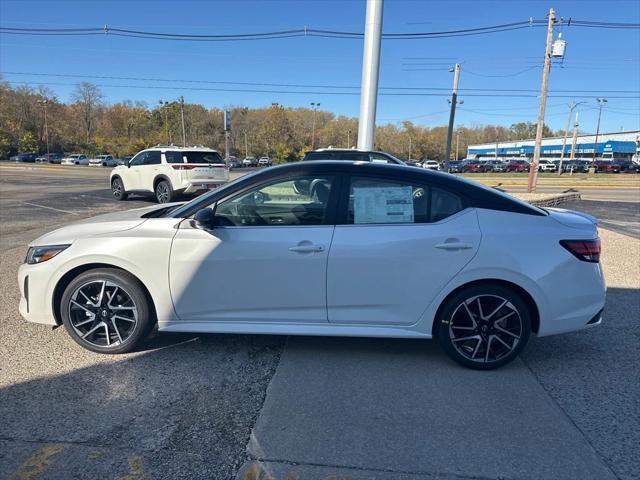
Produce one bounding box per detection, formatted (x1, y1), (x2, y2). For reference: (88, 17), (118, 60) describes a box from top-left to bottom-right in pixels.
(171, 165), (197, 170)
(560, 238), (601, 263)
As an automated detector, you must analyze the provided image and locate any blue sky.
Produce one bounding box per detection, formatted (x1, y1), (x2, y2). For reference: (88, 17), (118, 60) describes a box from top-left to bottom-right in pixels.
(1, 0), (638, 134)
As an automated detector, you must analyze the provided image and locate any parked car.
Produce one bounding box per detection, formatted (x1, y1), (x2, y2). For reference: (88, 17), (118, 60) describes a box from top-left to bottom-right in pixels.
(302, 148), (405, 165)
(593, 160), (620, 173)
(505, 160), (530, 173)
(10, 152), (37, 163)
(537, 160), (557, 172)
(19, 161), (605, 370)
(35, 153), (63, 164)
(446, 161), (464, 173)
(422, 160), (441, 171)
(89, 155), (117, 167)
(258, 156), (272, 167)
(404, 160), (422, 168)
(110, 146), (229, 203)
(61, 154), (89, 165)
(562, 160), (589, 173)
(613, 160), (640, 173)
(462, 161), (484, 173)
(481, 160), (506, 173)
(242, 156), (257, 167)
(228, 158), (242, 170)
(115, 156), (132, 166)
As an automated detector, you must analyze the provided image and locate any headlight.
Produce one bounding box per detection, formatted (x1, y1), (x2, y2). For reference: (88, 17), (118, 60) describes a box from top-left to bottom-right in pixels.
(25, 245), (70, 264)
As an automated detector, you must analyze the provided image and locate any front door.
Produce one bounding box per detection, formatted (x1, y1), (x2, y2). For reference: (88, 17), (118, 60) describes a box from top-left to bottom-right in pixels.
(169, 174), (337, 324)
(327, 175), (481, 326)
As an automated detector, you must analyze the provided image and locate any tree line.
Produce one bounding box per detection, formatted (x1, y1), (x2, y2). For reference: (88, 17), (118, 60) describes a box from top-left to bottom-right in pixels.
(0, 80), (555, 162)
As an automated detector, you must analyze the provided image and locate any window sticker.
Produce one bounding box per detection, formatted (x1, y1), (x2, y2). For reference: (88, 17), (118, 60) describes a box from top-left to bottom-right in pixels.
(353, 186), (414, 224)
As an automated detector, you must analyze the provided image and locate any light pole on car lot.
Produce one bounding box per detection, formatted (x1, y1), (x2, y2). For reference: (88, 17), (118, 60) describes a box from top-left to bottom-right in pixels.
(558, 101), (585, 175)
(310, 102), (320, 149)
(159, 100), (171, 144)
(179, 96), (187, 147)
(444, 63), (463, 171)
(592, 97), (607, 163)
(36, 98), (50, 159)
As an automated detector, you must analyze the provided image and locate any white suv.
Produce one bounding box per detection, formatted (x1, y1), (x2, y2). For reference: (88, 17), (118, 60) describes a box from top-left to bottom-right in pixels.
(110, 146), (229, 203)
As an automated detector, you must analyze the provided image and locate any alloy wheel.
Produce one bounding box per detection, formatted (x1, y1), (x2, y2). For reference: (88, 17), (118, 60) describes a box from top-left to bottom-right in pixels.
(67, 280), (138, 348)
(448, 294), (522, 364)
(156, 182), (170, 203)
(112, 179), (122, 198)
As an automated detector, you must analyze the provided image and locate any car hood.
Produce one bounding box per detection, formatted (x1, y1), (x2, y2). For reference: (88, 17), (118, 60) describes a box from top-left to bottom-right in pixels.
(29, 203), (182, 246)
(546, 207), (598, 231)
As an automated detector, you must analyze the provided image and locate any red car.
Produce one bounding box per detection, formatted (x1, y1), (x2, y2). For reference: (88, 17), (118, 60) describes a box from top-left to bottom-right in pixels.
(593, 161), (620, 173)
(462, 161), (484, 173)
(505, 160), (530, 173)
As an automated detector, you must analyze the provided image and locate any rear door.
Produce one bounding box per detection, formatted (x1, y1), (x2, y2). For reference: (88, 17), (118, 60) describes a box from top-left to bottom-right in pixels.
(327, 175), (481, 326)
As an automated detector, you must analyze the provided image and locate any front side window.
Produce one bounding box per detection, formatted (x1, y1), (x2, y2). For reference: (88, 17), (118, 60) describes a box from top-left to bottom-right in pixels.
(129, 152), (147, 166)
(214, 175), (334, 227)
(347, 176), (464, 225)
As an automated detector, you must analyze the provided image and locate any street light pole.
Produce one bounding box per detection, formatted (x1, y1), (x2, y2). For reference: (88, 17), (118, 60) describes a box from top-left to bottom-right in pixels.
(408, 134), (412, 161)
(455, 129), (460, 161)
(347, 129), (351, 148)
(558, 101), (585, 174)
(569, 111), (580, 163)
(159, 100), (170, 143)
(527, 7), (556, 193)
(310, 102), (320, 149)
(444, 63), (462, 171)
(592, 97), (607, 163)
(178, 96), (187, 147)
(244, 131), (248, 158)
(357, 0), (384, 150)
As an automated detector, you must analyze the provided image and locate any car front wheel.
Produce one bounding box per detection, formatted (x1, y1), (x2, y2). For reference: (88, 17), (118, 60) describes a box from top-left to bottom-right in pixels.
(436, 284), (531, 370)
(60, 268), (154, 354)
(111, 178), (128, 201)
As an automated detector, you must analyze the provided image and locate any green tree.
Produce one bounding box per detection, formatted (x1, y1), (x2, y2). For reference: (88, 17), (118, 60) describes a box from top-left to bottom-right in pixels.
(0, 130), (11, 159)
(18, 131), (38, 152)
(273, 143), (293, 164)
(509, 122), (553, 140)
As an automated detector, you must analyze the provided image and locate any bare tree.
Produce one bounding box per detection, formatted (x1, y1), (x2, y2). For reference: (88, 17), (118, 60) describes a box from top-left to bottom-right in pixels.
(71, 82), (104, 143)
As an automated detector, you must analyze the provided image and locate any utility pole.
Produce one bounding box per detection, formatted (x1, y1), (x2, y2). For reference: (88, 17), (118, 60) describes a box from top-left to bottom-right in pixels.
(310, 102), (320, 149)
(444, 63), (462, 170)
(592, 97), (607, 163)
(569, 111), (579, 163)
(223, 110), (231, 160)
(357, 0), (384, 150)
(179, 96), (186, 147)
(527, 7), (556, 193)
(37, 98), (50, 159)
(558, 101), (585, 174)
(347, 129), (352, 148)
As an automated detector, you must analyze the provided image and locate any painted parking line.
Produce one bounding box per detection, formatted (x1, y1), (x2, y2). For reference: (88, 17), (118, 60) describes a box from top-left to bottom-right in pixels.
(22, 202), (81, 215)
(11, 444), (64, 480)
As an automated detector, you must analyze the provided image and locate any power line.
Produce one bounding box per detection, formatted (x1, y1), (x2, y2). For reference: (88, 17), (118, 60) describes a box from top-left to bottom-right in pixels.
(5, 80), (639, 99)
(0, 19), (637, 42)
(3, 71), (639, 95)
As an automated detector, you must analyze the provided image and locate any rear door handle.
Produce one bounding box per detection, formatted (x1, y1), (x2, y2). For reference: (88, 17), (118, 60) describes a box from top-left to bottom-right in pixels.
(435, 242), (473, 251)
(289, 244), (324, 253)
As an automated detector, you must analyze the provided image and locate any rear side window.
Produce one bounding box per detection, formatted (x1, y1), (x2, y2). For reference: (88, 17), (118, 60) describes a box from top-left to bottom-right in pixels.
(165, 151), (183, 163)
(346, 177), (465, 225)
(184, 151), (224, 164)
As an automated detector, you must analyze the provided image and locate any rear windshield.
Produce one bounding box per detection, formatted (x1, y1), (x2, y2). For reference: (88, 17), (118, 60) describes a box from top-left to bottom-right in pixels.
(166, 151), (224, 164)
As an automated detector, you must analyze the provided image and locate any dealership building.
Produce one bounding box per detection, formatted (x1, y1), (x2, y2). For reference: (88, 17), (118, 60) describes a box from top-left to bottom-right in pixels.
(466, 130), (640, 162)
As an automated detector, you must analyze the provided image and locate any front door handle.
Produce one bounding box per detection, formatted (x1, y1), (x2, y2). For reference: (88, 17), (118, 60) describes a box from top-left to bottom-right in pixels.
(289, 244), (324, 253)
(435, 242), (473, 251)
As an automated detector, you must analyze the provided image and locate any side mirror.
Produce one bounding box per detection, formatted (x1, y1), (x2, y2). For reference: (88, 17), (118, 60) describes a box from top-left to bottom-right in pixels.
(194, 207), (216, 229)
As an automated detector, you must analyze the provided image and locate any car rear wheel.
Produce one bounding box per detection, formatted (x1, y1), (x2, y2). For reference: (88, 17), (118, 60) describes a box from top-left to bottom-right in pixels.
(111, 178), (128, 201)
(60, 268), (154, 354)
(436, 284), (531, 370)
(155, 180), (174, 203)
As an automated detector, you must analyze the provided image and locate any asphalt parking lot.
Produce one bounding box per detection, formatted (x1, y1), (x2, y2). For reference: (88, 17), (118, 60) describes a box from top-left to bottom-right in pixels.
(1, 164), (639, 480)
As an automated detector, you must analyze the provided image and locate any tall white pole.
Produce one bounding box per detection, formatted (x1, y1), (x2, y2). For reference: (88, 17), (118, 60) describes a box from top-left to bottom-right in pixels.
(569, 112), (579, 162)
(357, 0), (384, 151)
(444, 64), (461, 170)
(559, 101), (584, 174)
(527, 7), (556, 192)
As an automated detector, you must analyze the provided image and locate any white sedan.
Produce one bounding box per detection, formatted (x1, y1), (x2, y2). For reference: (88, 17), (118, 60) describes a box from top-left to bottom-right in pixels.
(18, 161), (605, 369)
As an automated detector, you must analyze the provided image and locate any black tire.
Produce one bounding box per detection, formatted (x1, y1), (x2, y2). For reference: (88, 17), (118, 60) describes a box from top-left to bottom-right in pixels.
(111, 177), (128, 201)
(155, 180), (174, 204)
(435, 283), (531, 370)
(60, 268), (154, 354)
